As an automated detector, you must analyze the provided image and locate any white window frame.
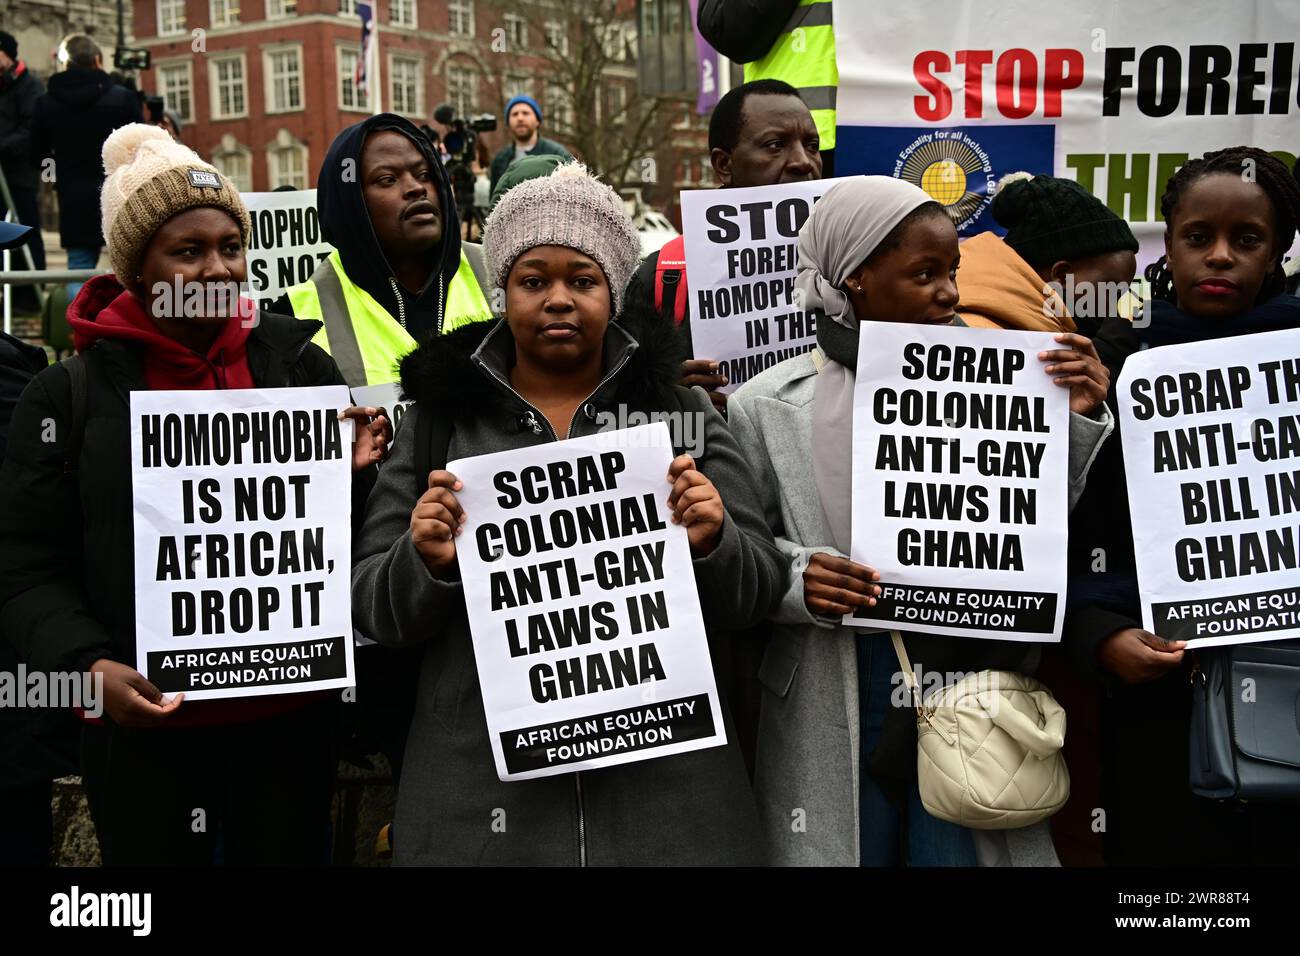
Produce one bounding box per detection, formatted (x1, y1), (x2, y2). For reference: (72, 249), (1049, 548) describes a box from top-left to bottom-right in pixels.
(390, 0), (417, 29)
(544, 20), (569, 57)
(449, 0), (474, 35)
(503, 72), (533, 100)
(337, 44), (369, 113)
(263, 45), (305, 114)
(604, 82), (627, 125)
(212, 139), (253, 192)
(446, 63), (478, 118)
(504, 13), (526, 49)
(338, 0), (358, 15)
(209, 53), (248, 121)
(157, 0), (186, 36)
(545, 81), (572, 132)
(389, 53), (424, 118)
(266, 130), (309, 190)
(210, 0), (240, 28)
(156, 59), (195, 124)
(604, 23), (628, 61)
(266, 0), (297, 20)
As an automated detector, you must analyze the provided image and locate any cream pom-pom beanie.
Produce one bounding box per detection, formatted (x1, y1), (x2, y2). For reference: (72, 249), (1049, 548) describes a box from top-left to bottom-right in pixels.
(100, 123), (251, 282)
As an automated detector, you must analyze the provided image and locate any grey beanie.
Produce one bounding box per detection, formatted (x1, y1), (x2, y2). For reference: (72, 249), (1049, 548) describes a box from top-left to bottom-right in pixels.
(483, 162), (641, 317)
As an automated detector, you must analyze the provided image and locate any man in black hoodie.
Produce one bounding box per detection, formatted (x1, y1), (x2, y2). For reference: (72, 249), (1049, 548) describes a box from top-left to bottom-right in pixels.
(0, 31), (46, 312)
(32, 35), (139, 297)
(275, 113), (492, 392)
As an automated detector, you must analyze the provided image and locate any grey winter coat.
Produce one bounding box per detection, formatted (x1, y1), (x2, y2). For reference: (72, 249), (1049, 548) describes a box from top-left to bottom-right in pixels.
(727, 345), (1114, 867)
(351, 308), (784, 865)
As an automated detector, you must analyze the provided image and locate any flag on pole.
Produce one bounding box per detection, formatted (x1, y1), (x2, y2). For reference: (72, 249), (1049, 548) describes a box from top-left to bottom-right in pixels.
(356, 0), (374, 101)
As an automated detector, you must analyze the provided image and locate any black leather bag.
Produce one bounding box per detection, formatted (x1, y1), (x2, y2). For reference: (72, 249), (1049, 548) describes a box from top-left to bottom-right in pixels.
(1189, 640), (1300, 801)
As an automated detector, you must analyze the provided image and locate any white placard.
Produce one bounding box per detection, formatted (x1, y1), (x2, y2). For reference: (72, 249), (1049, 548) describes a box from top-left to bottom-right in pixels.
(681, 179), (836, 392)
(130, 386), (355, 700)
(1119, 329), (1300, 649)
(846, 322), (1070, 641)
(243, 190), (333, 311)
(351, 381), (414, 443)
(448, 423), (727, 781)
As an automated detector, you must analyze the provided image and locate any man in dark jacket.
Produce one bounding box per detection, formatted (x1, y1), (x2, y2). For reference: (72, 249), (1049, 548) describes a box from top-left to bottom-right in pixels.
(0, 31), (46, 312)
(487, 95), (572, 197)
(31, 34), (140, 297)
(626, 79), (821, 410)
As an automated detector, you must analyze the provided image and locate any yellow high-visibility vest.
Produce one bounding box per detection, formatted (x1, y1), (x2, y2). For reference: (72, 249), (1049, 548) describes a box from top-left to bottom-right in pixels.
(285, 248), (492, 388)
(743, 0), (837, 150)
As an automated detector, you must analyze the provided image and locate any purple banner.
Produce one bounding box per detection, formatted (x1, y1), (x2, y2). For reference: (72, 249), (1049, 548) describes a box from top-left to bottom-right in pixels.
(688, 0), (723, 114)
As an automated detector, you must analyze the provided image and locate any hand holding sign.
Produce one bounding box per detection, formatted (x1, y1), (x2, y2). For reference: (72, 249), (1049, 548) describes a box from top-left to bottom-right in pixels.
(1038, 333), (1109, 416)
(1097, 627), (1187, 684)
(679, 359), (729, 411)
(666, 454), (724, 556)
(90, 658), (184, 727)
(340, 405), (392, 470)
(804, 553), (883, 617)
(412, 470), (465, 578)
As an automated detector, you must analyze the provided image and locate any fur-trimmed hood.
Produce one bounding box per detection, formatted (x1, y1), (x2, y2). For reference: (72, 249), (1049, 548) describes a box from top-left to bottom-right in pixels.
(398, 299), (687, 424)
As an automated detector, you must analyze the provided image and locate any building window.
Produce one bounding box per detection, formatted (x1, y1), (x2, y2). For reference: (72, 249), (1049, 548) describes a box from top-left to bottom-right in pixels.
(157, 62), (193, 123)
(338, 0), (357, 14)
(504, 13), (526, 48)
(267, 131), (308, 189)
(503, 72), (533, 99)
(265, 47), (304, 113)
(209, 55), (247, 120)
(664, 0), (684, 33)
(545, 81), (571, 131)
(213, 138), (252, 192)
(641, 0), (658, 39)
(390, 55), (422, 116)
(267, 0), (297, 19)
(604, 83), (627, 125)
(447, 63), (477, 118)
(391, 0), (416, 28)
(604, 24), (628, 62)
(157, 0), (186, 37)
(338, 46), (369, 111)
(449, 0), (474, 35)
(210, 0), (239, 27)
(544, 20), (569, 56)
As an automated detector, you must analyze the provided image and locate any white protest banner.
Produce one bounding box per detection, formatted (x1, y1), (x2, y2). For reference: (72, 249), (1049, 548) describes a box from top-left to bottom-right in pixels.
(847, 323), (1070, 641)
(834, 1), (1300, 266)
(680, 179), (834, 392)
(1119, 329), (1300, 649)
(243, 190), (332, 311)
(448, 422), (726, 781)
(351, 382), (413, 442)
(130, 386), (356, 700)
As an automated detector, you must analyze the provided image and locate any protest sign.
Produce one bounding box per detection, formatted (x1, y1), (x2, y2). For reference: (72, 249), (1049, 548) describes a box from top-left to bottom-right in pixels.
(1119, 329), (1300, 649)
(130, 386), (355, 700)
(351, 382), (413, 442)
(846, 323), (1069, 640)
(448, 423), (726, 781)
(243, 190), (332, 311)
(680, 179), (833, 391)
(835, 1), (1300, 266)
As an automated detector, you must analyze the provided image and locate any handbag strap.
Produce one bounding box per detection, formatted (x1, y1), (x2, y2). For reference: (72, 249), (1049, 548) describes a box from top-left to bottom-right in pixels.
(889, 630), (920, 709)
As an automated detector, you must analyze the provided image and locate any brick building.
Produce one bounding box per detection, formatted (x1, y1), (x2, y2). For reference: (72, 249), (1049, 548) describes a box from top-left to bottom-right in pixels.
(128, 0), (705, 204)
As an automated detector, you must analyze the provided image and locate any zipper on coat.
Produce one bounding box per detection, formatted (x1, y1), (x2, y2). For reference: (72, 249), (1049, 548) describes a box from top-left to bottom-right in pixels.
(388, 277), (407, 329)
(435, 276), (446, 336)
(563, 351), (633, 438)
(574, 771), (587, 867)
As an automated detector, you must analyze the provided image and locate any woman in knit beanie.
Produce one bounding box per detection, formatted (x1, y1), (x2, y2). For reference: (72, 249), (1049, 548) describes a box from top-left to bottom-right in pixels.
(0, 124), (389, 865)
(350, 162), (785, 865)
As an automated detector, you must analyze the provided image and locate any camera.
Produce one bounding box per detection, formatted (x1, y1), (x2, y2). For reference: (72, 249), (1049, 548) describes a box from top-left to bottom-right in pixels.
(429, 104), (497, 236)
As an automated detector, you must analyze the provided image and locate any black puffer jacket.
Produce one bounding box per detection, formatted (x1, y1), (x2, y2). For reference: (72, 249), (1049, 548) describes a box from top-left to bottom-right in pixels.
(351, 302), (783, 865)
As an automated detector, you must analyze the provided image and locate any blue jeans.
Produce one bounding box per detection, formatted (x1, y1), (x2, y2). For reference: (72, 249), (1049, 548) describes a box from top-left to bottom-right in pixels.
(66, 246), (101, 301)
(857, 632), (978, 867)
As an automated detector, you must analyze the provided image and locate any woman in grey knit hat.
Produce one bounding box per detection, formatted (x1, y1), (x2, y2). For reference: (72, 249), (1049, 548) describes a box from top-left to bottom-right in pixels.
(351, 163), (785, 865)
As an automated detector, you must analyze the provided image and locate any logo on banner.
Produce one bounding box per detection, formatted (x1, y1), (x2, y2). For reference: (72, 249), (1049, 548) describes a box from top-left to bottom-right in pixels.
(835, 125), (1056, 235)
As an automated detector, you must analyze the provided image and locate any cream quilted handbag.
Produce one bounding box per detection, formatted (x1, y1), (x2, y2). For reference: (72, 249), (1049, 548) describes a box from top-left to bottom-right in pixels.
(890, 632), (1070, 830)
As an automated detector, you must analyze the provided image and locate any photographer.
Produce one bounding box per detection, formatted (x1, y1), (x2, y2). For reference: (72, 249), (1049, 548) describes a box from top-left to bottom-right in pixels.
(487, 95), (572, 197)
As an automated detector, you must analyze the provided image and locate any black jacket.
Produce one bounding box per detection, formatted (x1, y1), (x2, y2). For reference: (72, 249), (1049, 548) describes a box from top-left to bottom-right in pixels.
(351, 302), (781, 864)
(697, 0), (800, 62)
(0, 64), (44, 192)
(31, 69), (140, 248)
(274, 114), (464, 343)
(0, 312), (350, 677)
